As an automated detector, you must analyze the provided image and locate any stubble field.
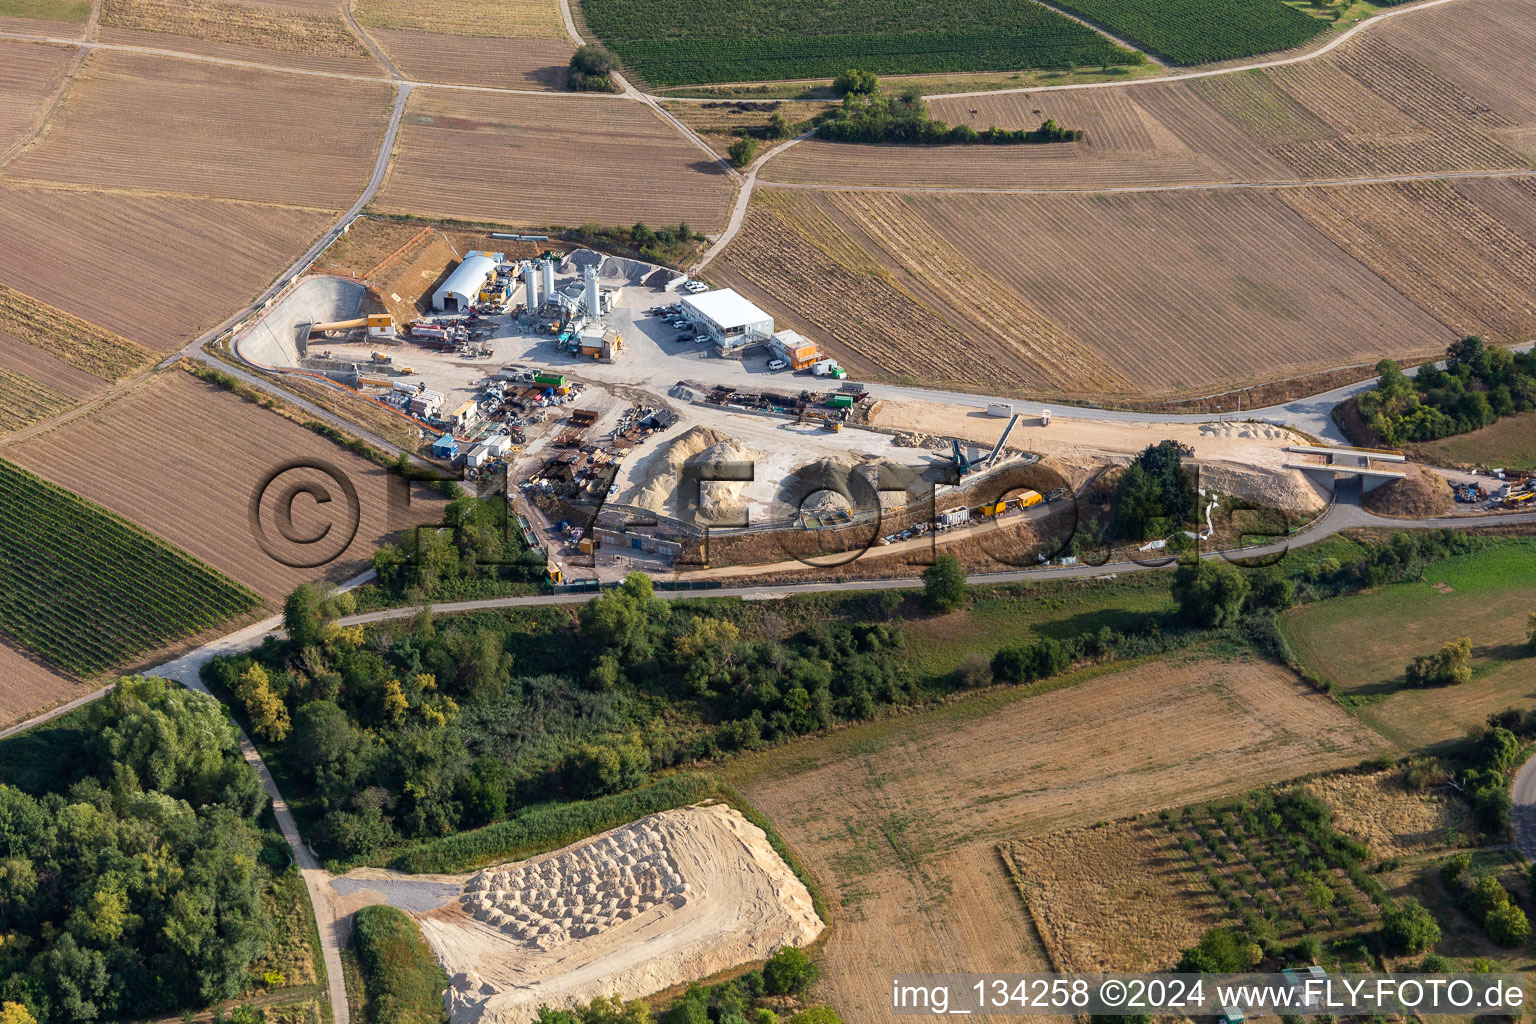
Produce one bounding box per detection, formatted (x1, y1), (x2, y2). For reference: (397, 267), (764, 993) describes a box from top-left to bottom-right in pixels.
(368, 31), (574, 91)
(375, 90), (736, 231)
(5, 370), (449, 601)
(723, 657), (1386, 1020)
(7, 51), (393, 208)
(96, 0), (385, 75)
(0, 640), (83, 729)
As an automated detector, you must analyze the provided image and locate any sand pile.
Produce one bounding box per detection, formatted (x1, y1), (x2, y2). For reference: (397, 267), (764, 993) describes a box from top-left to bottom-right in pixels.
(621, 426), (760, 523)
(775, 452), (932, 515)
(1362, 464), (1454, 518)
(1198, 420), (1294, 442)
(420, 804), (823, 1024)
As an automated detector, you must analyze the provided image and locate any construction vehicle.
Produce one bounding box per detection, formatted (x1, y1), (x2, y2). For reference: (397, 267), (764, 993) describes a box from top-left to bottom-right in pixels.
(1506, 490), (1536, 509)
(545, 561), (564, 585)
(370, 351), (392, 364)
(1040, 409), (1051, 426)
(1164, 439), (1196, 458)
(950, 439), (972, 476)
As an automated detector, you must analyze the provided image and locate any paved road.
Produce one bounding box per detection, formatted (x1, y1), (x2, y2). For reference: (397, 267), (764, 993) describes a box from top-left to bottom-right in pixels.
(1512, 755), (1536, 859)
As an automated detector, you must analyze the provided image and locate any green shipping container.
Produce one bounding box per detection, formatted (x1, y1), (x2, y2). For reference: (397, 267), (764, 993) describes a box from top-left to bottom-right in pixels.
(826, 395), (854, 408)
(533, 373), (566, 387)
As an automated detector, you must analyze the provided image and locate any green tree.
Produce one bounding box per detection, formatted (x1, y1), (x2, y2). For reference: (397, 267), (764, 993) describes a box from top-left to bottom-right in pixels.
(1178, 927), (1257, 972)
(767, 111), (793, 139)
(568, 734), (651, 797)
(763, 946), (819, 995)
(283, 583), (332, 648)
(1474, 726), (1520, 774)
(1379, 897), (1441, 954)
(1405, 637), (1473, 687)
(832, 68), (878, 95)
(569, 45), (620, 92)
(728, 137), (757, 167)
(922, 553), (966, 613)
(1171, 561), (1250, 628)
(1485, 902), (1531, 946)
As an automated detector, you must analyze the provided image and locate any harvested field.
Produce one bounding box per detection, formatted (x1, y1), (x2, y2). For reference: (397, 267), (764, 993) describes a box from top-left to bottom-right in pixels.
(0, 330), (111, 401)
(408, 804), (822, 1024)
(725, 657), (1387, 1021)
(723, 187), (1447, 399)
(376, 91), (735, 232)
(0, 640), (82, 730)
(1279, 178), (1536, 344)
(8, 51), (393, 208)
(6, 370), (449, 601)
(1303, 768), (1470, 860)
(368, 30), (573, 91)
(97, 0), (382, 74)
(0, 40), (74, 155)
(354, 0), (565, 39)
(1375, 0), (1536, 156)
(0, 285), (155, 381)
(0, 181), (333, 349)
(0, 367), (72, 433)
(1281, 539), (1536, 751)
(1006, 822), (1214, 973)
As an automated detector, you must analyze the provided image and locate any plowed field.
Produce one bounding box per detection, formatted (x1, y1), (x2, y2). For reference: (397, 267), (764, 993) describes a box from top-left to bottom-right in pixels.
(0, 40), (74, 154)
(1279, 177), (1536, 344)
(720, 187), (1448, 398)
(0, 182), (332, 349)
(6, 370), (449, 601)
(725, 657), (1386, 1023)
(0, 641), (82, 730)
(368, 30), (573, 91)
(376, 90), (735, 231)
(8, 51), (393, 208)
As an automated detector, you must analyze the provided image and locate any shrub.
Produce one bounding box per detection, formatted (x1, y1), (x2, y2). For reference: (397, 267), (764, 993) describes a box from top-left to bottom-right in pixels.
(956, 652), (993, 689)
(1379, 897), (1441, 954)
(1485, 902), (1531, 947)
(990, 638), (1069, 684)
(1171, 561), (1250, 628)
(569, 45), (620, 92)
(1178, 927), (1258, 972)
(1405, 637), (1473, 687)
(352, 904), (450, 1024)
(763, 946), (819, 996)
(728, 137), (758, 167)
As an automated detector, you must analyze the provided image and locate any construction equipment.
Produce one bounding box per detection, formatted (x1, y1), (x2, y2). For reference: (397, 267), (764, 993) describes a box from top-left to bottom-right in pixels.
(950, 438), (972, 476)
(983, 413), (1020, 465)
(1164, 439), (1196, 458)
(307, 313), (395, 338)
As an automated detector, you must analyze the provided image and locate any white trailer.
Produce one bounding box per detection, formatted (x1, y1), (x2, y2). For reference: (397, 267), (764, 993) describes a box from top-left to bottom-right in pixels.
(938, 505), (971, 527)
(986, 402), (1013, 418)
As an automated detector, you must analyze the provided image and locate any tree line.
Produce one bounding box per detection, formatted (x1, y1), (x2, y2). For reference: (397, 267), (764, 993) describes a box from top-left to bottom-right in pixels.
(816, 79), (1084, 146)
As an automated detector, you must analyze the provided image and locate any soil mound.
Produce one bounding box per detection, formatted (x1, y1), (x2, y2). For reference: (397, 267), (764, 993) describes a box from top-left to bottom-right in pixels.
(1362, 464), (1454, 518)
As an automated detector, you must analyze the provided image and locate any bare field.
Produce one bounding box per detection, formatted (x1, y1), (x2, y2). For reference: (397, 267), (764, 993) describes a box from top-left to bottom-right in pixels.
(0, 40), (74, 154)
(376, 91), (735, 231)
(0, 640), (84, 730)
(6, 370), (449, 600)
(725, 657), (1386, 1020)
(0, 284), (155, 381)
(9, 51), (392, 208)
(369, 30), (573, 91)
(98, 0), (382, 72)
(0, 181), (332, 349)
(1279, 178), (1536, 344)
(354, 0), (565, 39)
(722, 187), (1447, 399)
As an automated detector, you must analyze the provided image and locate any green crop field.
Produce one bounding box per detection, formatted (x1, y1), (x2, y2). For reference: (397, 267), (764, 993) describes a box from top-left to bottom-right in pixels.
(1281, 539), (1536, 752)
(0, 459), (260, 676)
(579, 0), (1141, 86)
(1054, 0), (1329, 64)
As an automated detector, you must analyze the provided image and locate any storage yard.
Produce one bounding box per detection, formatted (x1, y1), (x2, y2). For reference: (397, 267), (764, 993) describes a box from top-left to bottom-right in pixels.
(401, 804), (822, 1024)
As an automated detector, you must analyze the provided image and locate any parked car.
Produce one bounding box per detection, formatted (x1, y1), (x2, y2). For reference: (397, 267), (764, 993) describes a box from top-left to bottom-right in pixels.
(767, 358), (787, 371)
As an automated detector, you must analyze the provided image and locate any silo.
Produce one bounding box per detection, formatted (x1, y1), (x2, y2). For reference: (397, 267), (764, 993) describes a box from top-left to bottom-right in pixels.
(523, 264), (540, 308)
(541, 259), (555, 300)
(583, 266), (601, 317)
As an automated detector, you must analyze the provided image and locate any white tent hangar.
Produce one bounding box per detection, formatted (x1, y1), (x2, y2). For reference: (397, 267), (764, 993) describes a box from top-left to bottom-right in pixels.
(432, 251), (500, 312)
(679, 288), (773, 349)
